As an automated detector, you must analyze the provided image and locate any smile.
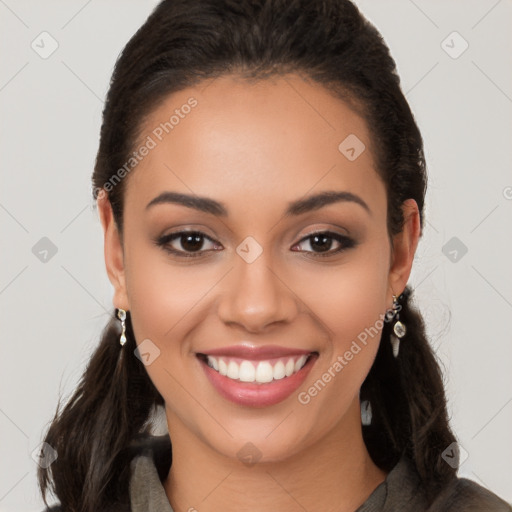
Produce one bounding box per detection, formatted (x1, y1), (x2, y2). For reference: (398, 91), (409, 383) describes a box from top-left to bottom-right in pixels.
(204, 354), (309, 383)
(197, 345), (318, 407)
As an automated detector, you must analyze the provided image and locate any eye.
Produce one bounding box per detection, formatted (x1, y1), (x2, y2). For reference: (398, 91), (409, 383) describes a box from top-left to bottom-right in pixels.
(291, 231), (355, 257)
(154, 229), (356, 259)
(155, 231), (222, 258)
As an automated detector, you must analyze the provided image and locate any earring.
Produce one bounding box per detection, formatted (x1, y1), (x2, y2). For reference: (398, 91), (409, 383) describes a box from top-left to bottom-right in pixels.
(361, 400), (372, 426)
(117, 308), (127, 346)
(390, 294), (406, 357)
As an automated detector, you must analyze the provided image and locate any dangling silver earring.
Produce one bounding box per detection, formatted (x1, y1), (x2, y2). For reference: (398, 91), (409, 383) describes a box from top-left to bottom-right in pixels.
(117, 308), (127, 346)
(390, 294), (406, 357)
(361, 400), (372, 426)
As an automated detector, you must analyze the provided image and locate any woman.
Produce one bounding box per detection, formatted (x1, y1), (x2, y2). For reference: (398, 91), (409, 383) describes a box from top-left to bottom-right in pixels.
(38, 0), (511, 511)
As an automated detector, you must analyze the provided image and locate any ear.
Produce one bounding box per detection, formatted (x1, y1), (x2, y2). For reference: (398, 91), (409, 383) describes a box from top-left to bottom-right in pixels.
(97, 192), (130, 311)
(388, 198), (421, 299)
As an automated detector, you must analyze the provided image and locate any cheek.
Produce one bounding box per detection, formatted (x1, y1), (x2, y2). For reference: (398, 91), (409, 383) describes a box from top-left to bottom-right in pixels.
(124, 238), (216, 344)
(289, 233), (390, 344)
(123, 248), (217, 423)
(294, 299), (386, 437)
(292, 243), (390, 411)
(122, 239), (232, 392)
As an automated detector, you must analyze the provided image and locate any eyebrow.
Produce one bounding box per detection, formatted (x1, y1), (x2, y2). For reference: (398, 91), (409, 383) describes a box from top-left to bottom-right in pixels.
(145, 190), (371, 217)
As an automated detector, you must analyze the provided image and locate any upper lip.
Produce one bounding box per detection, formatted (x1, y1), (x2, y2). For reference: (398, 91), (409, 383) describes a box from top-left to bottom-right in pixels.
(198, 344), (314, 360)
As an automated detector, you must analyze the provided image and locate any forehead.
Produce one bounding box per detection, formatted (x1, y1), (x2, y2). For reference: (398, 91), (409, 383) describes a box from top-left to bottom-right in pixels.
(125, 73), (385, 217)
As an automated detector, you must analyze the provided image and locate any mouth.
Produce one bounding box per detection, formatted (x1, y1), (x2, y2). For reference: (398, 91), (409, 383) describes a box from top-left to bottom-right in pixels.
(196, 346), (318, 407)
(198, 353), (312, 383)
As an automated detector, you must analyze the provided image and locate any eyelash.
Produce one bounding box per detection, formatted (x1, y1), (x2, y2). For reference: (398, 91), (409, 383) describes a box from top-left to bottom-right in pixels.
(154, 230), (356, 259)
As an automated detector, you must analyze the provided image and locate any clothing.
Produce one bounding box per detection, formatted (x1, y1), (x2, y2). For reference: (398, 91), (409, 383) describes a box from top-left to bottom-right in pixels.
(128, 436), (511, 512)
(44, 435), (512, 511)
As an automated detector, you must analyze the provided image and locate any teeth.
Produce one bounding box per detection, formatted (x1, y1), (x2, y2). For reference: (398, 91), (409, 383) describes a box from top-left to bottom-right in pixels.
(285, 358), (295, 377)
(273, 361), (285, 380)
(218, 358), (228, 376)
(294, 355), (307, 372)
(239, 361), (255, 382)
(227, 360), (239, 379)
(209, 356), (219, 371)
(205, 354), (310, 383)
(255, 361), (273, 383)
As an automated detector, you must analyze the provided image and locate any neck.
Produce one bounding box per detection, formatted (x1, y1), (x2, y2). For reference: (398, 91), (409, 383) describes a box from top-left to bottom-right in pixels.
(163, 400), (387, 512)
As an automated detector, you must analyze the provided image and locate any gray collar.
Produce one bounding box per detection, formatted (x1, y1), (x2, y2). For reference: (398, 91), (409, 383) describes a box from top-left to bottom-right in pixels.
(129, 452), (423, 512)
(128, 439), (511, 511)
(130, 453), (174, 512)
(355, 455), (425, 511)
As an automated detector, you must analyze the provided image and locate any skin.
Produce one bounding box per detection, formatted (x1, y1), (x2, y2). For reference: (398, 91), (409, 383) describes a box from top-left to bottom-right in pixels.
(98, 73), (420, 512)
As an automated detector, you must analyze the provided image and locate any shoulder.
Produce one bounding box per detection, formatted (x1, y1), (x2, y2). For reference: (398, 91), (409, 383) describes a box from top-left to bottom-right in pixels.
(428, 476), (512, 511)
(41, 434), (172, 512)
(376, 454), (511, 512)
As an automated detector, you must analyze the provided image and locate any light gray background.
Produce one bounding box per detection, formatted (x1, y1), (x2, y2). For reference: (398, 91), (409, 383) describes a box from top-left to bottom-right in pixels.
(1, 1), (511, 510)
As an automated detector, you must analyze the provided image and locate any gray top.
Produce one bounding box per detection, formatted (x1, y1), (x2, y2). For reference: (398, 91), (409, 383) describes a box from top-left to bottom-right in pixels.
(129, 449), (512, 512)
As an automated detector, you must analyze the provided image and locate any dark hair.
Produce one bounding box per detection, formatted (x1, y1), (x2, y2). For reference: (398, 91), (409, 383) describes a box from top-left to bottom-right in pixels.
(39, 1), (457, 510)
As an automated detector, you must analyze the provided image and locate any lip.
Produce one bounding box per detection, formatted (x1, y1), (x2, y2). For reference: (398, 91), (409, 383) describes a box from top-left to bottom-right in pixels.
(197, 349), (318, 408)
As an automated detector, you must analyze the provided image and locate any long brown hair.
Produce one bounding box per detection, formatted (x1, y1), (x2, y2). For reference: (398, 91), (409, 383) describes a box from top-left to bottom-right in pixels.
(39, 1), (457, 510)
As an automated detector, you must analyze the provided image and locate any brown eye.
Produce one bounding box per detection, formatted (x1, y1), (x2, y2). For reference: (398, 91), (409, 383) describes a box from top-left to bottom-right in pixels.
(292, 231), (356, 257)
(178, 233), (205, 252)
(308, 233), (334, 252)
(155, 231), (221, 258)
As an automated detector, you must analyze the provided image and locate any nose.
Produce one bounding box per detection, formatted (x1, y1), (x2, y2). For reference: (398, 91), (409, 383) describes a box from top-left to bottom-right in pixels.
(216, 249), (299, 333)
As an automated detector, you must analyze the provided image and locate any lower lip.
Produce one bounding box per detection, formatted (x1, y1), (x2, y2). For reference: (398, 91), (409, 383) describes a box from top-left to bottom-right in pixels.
(199, 355), (317, 407)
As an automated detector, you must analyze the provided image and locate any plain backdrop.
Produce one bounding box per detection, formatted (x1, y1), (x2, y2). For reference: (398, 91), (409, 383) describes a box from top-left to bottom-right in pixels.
(1, 1), (511, 510)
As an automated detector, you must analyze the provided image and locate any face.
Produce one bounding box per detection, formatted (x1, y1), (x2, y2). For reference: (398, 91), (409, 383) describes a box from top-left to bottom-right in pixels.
(99, 73), (419, 464)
